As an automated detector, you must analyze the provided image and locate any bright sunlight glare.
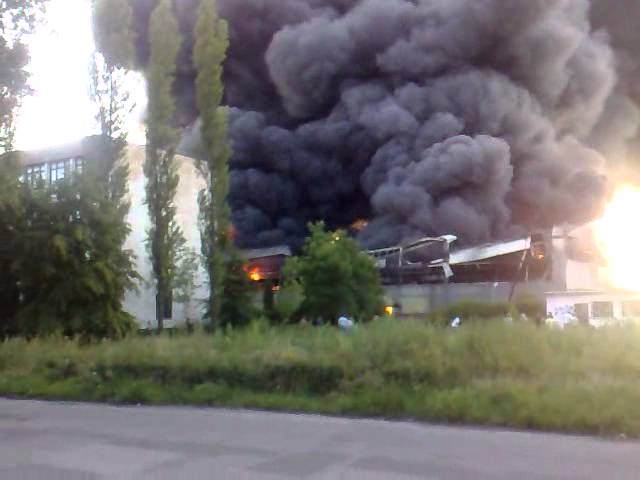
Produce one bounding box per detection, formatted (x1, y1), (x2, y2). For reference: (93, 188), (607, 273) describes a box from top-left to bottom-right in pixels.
(14, 0), (146, 151)
(594, 185), (640, 291)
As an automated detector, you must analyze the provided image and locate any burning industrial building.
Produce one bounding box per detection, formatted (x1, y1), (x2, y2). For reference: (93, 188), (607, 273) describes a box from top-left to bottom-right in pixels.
(5, 0), (640, 331)
(11, 134), (639, 327)
(92, 0), (640, 253)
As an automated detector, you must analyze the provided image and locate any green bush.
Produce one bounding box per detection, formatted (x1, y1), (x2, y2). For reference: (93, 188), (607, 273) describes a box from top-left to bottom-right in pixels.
(1, 162), (138, 339)
(426, 298), (545, 325)
(273, 279), (305, 324)
(426, 300), (514, 324)
(219, 253), (256, 329)
(284, 222), (383, 323)
(514, 295), (546, 319)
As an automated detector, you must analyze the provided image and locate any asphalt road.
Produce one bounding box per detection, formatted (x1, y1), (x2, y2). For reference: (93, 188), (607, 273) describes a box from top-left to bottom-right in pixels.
(1, 399), (639, 479)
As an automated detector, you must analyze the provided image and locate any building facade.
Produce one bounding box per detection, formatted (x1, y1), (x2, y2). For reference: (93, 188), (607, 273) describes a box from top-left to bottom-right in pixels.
(12, 137), (627, 326)
(13, 136), (208, 328)
(543, 223), (640, 327)
(546, 290), (640, 328)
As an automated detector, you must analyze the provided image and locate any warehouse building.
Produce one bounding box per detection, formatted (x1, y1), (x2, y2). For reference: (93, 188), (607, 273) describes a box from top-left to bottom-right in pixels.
(11, 137), (625, 326)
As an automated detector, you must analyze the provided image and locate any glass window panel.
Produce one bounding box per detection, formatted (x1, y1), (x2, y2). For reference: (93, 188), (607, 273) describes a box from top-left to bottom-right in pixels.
(49, 160), (67, 183)
(591, 301), (614, 318)
(26, 163), (47, 186)
(74, 157), (85, 173)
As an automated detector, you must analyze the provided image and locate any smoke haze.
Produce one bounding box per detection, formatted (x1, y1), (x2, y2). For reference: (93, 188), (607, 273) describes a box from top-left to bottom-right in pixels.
(104, 0), (640, 249)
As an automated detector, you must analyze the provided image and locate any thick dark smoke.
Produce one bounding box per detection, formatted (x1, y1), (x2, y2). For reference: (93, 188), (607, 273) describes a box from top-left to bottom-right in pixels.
(590, 0), (640, 162)
(108, 0), (640, 249)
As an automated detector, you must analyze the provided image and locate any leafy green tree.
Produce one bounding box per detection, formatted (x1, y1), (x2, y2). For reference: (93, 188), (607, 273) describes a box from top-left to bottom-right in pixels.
(89, 48), (134, 193)
(219, 252), (255, 329)
(145, 0), (185, 331)
(1, 149), (138, 340)
(193, 0), (232, 326)
(0, 0), (47, 152)
(9, 175), (138, 339)
(89, 0), (136, 276)
(284, 223), (383, 324)
(0, 0), (140, 339)
(1, 0), (46, 30)
(0, 155), (22, 336)
(174, 246), (200, 323)
(273, 278), (305, 324)
(0, 39), (27, 152)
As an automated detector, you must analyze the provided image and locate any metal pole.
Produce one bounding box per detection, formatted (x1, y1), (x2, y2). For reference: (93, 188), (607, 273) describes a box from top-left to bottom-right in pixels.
(509, 250), (529, 302)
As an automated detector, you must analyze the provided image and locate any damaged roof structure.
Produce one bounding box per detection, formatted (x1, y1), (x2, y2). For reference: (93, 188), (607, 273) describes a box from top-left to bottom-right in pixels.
(368, 234), (548, 288)
(239, 232), (558, 317)
(367, 230), (603, 317)
(241, 246), (292, 282)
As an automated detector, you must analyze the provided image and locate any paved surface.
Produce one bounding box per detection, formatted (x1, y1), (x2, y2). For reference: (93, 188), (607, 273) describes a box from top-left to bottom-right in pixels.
(1, 399), (640, 479)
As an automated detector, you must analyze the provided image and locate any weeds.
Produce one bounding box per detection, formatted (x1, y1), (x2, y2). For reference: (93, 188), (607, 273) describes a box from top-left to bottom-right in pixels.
(2, 319), (640, 436)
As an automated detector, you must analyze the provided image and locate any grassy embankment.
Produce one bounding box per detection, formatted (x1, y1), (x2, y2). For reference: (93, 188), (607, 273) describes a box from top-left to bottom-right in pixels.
(2, 319), (640, 437)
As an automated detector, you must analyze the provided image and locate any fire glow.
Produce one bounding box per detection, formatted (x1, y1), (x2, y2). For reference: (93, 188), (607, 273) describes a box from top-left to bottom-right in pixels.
(248, 268), (264, 282)
(594, 185), (640, 291)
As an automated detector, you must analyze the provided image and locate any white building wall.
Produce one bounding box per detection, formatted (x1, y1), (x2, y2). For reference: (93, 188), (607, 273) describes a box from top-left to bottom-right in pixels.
(546, 291), (640, 327)
(547, 224), (640, 327)
(565, 260), (605, 291)
(122, 145), (208, 327)
(553, 224), (610, 292)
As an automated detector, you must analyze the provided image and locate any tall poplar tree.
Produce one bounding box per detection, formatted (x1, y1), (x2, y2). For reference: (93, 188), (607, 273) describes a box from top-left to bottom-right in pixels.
(193, 0), (232, 326)
(145, 0), (184, 331)
(90, 0), (136, 217)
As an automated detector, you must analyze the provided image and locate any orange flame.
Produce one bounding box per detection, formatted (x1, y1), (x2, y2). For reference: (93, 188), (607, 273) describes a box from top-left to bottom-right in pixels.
(350, 219), (369, 232)
(594, 185), (640, 291)
(248, 268), (264, 282)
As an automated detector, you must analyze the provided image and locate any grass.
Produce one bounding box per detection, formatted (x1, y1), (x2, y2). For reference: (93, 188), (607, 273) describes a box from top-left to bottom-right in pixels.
(2, 319), (640, 437)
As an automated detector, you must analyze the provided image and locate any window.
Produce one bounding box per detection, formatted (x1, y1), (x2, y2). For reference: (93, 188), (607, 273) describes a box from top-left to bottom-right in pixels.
(73, 157), (85, 174)
(622, 301), (640, 318)
(25, 163), (47, 187)
(49, 160), (68, 184)
(591, 301), (614, 319)
(574, 303), (589, 324)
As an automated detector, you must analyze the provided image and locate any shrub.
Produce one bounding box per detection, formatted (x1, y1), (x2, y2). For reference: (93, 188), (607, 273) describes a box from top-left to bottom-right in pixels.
(4, 174), (138, 339)
(6, 322), (640, 436)
(426, 300), (513, 325)
(219, 252), (256, 329)
(426, 297), (546, 325)
(514, 295), (546, 320)
(273, 279), (305, 324)
(284, 222), (383, 323)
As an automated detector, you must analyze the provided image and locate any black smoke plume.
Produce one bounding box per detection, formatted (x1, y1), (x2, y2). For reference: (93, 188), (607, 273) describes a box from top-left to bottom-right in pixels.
(106, 0), (640, 249)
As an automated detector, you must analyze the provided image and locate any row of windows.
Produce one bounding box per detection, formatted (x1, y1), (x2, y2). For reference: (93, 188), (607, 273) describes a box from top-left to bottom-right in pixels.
(23, 157), (85, 187)
(574, 301), (640, 321)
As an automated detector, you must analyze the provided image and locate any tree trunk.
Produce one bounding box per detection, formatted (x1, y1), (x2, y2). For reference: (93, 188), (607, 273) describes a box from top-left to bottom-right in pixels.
(156, 283), (165, 333)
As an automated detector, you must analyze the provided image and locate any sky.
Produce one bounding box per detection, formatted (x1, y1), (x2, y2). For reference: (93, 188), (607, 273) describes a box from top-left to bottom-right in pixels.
(14, 0), (146, 151)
